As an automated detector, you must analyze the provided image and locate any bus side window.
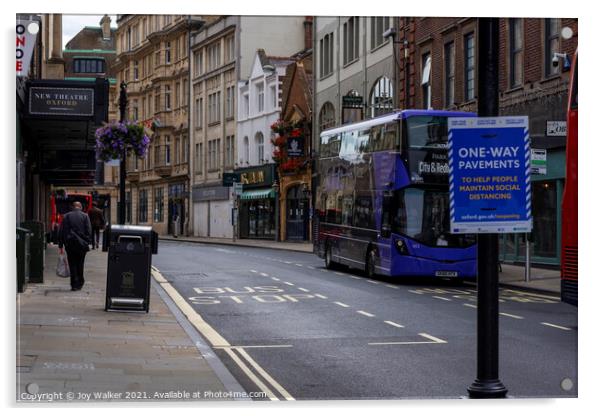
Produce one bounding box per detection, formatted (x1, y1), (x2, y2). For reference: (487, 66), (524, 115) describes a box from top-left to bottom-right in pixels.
(383, 122), (397, 150)
(370, 126), (382, 152)
(342, 195), (354, 226)
(335, 193), (343, 224)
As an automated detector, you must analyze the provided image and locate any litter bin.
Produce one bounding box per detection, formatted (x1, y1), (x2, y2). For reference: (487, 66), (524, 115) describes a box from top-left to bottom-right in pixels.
(103, 225), (158, 312)
(21, 221), (45, 283)
(16, 227), (32, 293)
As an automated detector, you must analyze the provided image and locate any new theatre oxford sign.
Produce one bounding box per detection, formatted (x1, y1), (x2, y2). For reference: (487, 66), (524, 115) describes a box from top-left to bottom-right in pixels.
(29, 87), (94, 117)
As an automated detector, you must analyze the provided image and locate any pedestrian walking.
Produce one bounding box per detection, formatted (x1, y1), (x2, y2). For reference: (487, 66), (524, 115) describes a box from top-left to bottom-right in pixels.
(58, 201), (92, 291)
(88, 201), (105, 249)
(173, 212), (180, 238)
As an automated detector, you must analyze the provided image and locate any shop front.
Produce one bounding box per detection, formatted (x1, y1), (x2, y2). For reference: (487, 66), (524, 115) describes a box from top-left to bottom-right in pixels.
(191, 184), (233, 238)
(499, 149), (565, 266)
(236, 165), (278, 240)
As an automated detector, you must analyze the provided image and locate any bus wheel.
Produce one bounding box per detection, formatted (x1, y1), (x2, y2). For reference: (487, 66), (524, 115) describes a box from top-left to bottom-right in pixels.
(325, 243), (335, 269)
(366, 248), (377, 278)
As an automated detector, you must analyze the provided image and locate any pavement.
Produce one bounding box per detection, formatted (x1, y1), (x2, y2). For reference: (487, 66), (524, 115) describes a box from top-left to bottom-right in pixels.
(16, 246), (246, 403)
(159, 235), (561, 295)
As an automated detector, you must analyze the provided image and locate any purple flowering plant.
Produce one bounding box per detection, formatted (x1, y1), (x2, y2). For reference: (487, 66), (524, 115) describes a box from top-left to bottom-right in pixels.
(94, 121), (151, 162)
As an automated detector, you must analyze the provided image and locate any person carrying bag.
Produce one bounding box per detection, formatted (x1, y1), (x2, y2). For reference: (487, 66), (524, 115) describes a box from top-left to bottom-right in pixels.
(58, 201), (92, 291)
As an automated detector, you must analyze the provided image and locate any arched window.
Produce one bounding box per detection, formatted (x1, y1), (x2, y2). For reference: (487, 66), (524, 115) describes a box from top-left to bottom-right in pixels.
(255, 132), (264, 164)
(369, 77), (394, 117)
(319, 102), (336, 132)
(243, 136), (250, 164)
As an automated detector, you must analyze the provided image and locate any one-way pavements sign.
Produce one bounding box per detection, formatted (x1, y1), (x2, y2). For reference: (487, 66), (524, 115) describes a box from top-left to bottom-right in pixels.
(447, 116), (532, 234)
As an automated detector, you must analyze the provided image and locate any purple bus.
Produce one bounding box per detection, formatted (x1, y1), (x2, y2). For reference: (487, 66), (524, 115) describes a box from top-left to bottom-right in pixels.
(314, 110), (477, 280)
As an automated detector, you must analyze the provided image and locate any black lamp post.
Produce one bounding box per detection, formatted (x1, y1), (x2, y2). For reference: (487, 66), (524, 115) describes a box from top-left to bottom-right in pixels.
(118, 81), (127, 225)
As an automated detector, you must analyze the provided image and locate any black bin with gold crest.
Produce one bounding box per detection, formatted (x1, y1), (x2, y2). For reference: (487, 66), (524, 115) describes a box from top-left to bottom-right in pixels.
(103, 225), (158, 312)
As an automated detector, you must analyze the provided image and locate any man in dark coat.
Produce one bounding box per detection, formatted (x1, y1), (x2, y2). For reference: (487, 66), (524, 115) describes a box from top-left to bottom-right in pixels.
(59, 201), (92, 291)
(88, 201), (105, 249)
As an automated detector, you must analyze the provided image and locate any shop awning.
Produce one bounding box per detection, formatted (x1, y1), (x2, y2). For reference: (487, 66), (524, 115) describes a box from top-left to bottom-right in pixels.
(241, 189), (275, 200)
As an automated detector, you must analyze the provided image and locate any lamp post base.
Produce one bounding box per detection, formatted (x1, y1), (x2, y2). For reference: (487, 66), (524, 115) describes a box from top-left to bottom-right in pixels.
(467, 379), (508, 399)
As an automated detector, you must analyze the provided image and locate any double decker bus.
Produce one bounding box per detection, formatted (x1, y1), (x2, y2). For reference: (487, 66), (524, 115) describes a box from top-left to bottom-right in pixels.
(561, 50), (578, 306)
(49, 191), (93, 243)
(314, 110), (477, 279)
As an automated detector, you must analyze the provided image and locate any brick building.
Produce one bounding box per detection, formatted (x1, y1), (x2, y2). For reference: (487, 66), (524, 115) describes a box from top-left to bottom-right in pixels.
(399, 17), (578, 266)
(277, 45), (313, 241)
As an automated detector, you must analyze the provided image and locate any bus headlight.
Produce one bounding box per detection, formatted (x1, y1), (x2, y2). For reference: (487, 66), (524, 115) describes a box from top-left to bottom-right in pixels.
(395, 239), (408, 255)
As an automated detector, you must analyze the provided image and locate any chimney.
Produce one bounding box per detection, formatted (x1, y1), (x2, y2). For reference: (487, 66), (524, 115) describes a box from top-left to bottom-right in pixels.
(303, 16), (313, 51)
(100, 15), (111, 40)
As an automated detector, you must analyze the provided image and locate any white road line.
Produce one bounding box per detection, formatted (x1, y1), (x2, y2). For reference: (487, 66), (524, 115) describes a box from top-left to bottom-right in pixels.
(357, 310), (375, 317)
(297, 288), (310, 292)
(295, 264), (303, 267)
(500, 312), (524, 320)
(541, 322), (572, 331)
(432, 296), (452, 301)
(463, 303), (477, 308)
(334, 302), (350, 308)
(260, 272), (269, 277)
(284, 261), (292, 264)
(320, 269), (327, 273)
(348, 275), (360, 280)
(283, 281), (295, 286)
(314, 294), (328, 299)
(504, 289), (560, 301)
(214, 345), (293, 349)
(307, 266), (316, 270)
(385, 284), (399, 289)
(366, 280), (380, 285)
(384, 320), (404, 328)
(334, 272), (344, 276)
(271, 277), (280, 281)
(409, 290), (423, 295)
(250, 270), (258, 273)
(223, 348), (278, 401)
(419, 333), (447, 343)
(236, 348), (295, 401)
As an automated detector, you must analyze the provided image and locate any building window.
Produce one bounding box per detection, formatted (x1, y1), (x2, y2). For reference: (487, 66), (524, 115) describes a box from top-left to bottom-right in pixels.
(175, 82), (180, 108)
(370, 17), (390, 50)
(320, 32), (334, 78)
(369, 77), (393, 117)
(195, 97), (203, 128)
(73, 59), (105, 74)
(444, 41), (455, 107)
(208, 41), (221, 71)
(154, 187), (164, 222)
(343, 17), (360, 65)
(256, 82), (264, 113)
(421, 53), (432, 109)
(127, 27), (132, 51)
(464, 32), (475, 101)
(139, 189), (148, 223)
(255, 132), (264, 164)
(243, 93), (249, 117)
(154, 88), (161, 114)
(133, 60), (139, 80)
(243, 136), (250, 164)
(165, 85), (171, 110)
(132, 99), (139, 121)
(164, 136), (171, 165)
(225, 135), (235, 167)
(164, 15), (172, 26)
(208, 138), (220, 170)
(208, 91), (221, 124)
(165, 41), (171, 64)
(226, 86), (235, 119)
(225, 35), (235, 63)
(195, 143), (203, 173)
(509, 18), (524, 87)
(270, 85), (277, 109)
(545, 18), (560, 77)
(194, 50), (203, 77)
(319, 102), (336, 132)
(174, 37), (180, 62)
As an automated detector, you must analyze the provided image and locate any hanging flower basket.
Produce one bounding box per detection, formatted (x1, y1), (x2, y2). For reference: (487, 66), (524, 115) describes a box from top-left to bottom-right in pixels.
(94, 121), (151, 162)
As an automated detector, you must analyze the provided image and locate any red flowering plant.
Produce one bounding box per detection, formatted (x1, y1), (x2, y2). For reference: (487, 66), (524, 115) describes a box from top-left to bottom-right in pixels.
(270, 118), (308, 174)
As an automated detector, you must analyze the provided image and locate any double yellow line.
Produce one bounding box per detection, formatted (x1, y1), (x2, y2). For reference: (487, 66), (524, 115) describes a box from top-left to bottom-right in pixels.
(151, 267), (294, 401)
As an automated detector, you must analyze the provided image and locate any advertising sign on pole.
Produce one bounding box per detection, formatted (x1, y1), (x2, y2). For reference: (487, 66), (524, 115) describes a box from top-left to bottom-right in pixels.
(448, 116), (532, 234)
(16, 18), (39, 77)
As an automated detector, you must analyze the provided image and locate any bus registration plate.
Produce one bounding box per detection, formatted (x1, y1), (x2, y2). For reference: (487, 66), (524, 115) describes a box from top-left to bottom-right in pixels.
(436, 271), (458, 278)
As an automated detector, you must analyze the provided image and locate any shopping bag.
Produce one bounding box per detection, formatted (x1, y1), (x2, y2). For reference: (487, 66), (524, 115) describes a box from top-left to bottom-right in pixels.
(56, 253), (70, 277)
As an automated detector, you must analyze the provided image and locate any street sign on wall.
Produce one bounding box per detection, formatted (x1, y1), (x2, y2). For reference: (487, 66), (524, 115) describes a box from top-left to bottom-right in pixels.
(222, 172), (240, 187)
(448, 116), (532, 234)
(28, 87), (94, 117)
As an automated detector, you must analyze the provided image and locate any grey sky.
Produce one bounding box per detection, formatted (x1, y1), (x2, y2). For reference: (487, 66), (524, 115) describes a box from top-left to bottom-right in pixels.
(62, 14), (117, 49)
